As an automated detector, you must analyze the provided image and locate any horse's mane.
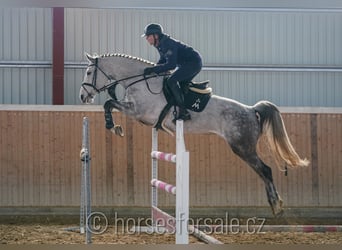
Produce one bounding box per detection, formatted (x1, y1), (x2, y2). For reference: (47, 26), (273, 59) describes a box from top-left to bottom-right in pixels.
(96, 53), (155, 66)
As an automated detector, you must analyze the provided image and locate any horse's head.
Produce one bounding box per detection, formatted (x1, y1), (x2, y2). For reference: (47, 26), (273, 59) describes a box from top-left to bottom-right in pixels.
(80, 52), (168, 132)
(80, 53), (154, 104)
(80, 53), (110, 104)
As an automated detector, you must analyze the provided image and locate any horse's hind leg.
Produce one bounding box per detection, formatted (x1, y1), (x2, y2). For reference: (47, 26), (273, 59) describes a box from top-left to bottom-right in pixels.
(257, 160), (284, 217)
(231, 146), (283, 216)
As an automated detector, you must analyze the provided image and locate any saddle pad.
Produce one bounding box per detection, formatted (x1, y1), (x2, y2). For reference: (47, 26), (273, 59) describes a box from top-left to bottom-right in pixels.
(185, 88), (212, 112)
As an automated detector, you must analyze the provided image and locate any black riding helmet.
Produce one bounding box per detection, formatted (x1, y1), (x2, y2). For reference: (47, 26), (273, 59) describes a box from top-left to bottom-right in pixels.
(141, 23), (164, 37)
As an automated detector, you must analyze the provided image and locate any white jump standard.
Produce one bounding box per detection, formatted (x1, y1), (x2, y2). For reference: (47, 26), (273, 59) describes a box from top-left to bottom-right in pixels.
(151, 120), (189, 244)
(135, 120), (222, 244)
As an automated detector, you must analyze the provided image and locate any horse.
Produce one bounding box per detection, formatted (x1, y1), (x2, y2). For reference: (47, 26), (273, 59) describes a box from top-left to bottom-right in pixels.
(79, 53), (309, 217)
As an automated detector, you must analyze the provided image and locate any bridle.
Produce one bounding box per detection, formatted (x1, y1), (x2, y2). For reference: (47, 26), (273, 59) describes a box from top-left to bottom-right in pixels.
(81, 58), (168, 99)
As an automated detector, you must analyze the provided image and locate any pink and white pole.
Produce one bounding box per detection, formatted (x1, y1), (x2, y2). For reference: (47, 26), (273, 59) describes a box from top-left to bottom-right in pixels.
(151, 179), (176, 195)
(151, 151), (177, 163)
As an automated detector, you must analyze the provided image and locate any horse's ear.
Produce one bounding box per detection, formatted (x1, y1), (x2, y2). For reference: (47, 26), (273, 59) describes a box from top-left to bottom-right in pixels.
(85, 52), (95, 62)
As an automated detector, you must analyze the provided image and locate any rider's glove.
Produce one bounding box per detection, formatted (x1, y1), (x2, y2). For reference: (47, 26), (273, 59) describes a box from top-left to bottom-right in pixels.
(144, 67), (155, 75)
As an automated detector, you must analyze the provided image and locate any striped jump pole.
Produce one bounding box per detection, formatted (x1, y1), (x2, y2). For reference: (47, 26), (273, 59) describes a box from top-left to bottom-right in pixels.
(151, 179), (176, 195)
(151, 151), (177, 163)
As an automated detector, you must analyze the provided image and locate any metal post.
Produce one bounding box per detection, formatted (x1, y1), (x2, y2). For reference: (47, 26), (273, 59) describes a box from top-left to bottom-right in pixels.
(80, 117), (92, 244)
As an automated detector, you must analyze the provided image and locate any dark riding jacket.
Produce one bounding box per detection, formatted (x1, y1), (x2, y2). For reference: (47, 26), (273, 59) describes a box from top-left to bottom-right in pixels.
(150, 34), (202, 74)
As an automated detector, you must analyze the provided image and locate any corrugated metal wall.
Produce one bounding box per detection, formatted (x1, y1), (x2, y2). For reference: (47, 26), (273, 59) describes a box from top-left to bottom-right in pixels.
(0, 8), (52, 104)
(0, 7), (341, 106)
(203, 71), (342, 106)
(65, 9), (342, 65)
(64, 8), (342, 106)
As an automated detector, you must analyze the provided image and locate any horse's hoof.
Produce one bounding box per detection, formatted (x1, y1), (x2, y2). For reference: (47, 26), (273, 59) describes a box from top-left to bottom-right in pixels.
(105, 122), (114, 130)
(274, 209), (285, 218)
(111, 125), (124, 137)
(272, 198), (284, 217)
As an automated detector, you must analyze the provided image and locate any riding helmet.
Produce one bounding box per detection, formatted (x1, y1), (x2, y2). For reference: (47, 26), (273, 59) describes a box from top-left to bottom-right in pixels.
(141, 23), (164, 37)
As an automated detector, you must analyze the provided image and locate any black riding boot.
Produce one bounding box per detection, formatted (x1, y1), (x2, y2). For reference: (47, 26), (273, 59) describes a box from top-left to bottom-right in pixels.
(168, 83), (191, 122)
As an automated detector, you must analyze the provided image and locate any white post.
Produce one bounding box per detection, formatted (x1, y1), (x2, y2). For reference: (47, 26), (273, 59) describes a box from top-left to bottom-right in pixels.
(151, 128), (158, 227)
(175, 120), (189, 244)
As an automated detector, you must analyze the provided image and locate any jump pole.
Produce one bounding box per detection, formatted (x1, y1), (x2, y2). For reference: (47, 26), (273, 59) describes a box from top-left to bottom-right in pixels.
(195, 224), (342, 233)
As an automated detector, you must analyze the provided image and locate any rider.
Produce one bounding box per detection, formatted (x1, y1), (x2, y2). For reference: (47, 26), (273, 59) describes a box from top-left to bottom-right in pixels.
(142, 23), (203, 122)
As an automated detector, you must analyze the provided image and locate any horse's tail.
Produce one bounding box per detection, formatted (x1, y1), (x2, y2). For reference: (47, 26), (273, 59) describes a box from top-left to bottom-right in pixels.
(254, 101), (309, 168)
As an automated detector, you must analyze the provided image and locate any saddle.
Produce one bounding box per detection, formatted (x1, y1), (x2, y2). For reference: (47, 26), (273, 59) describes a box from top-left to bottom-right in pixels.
(182, 81), (212, 111)
(155, 79), (212, 131)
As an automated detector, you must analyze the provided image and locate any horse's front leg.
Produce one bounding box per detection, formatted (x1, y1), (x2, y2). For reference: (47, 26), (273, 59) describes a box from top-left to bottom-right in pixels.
(104, 99), (124, 137)
(104, 99), (115, 129)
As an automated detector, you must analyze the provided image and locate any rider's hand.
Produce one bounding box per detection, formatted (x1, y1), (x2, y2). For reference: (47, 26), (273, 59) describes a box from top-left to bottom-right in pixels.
(144, 67), (155, 75)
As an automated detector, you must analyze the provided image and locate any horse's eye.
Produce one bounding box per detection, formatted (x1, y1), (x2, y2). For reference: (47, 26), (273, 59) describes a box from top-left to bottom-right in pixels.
(87, 71), (92, 75)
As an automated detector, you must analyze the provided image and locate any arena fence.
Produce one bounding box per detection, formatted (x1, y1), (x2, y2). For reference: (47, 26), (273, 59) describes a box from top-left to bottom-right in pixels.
(0, 105), (341, 219)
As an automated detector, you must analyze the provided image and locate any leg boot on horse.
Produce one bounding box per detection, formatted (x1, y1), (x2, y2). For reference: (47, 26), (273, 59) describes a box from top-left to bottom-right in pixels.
(167, 81), (191, 123)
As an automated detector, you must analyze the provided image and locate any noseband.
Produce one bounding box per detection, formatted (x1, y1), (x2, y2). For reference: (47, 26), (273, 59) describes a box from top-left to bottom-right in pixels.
(81, 58), (166, 99)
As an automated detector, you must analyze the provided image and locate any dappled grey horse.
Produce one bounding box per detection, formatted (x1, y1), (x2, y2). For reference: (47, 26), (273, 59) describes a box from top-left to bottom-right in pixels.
(80, 53), (309, 216)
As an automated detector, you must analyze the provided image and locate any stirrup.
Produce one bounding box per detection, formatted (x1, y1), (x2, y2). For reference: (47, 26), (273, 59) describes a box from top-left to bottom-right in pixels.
(172, 110), (191, 124)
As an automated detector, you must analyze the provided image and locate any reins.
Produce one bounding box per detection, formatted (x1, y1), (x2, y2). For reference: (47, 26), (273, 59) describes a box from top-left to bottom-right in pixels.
(81, 58), (168, 96)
